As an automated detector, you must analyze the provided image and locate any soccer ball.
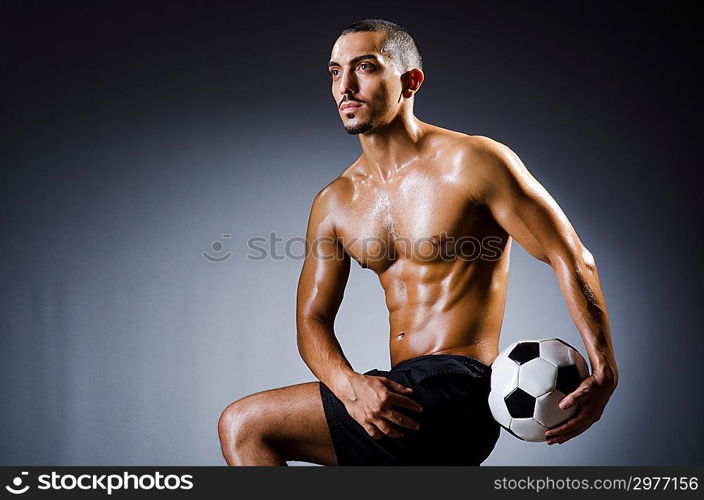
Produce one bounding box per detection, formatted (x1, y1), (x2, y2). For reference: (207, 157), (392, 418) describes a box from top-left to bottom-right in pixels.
(488, 338), (590, 442)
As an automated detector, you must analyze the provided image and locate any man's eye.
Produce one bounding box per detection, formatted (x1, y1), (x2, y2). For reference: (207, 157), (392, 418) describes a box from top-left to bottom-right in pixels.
(358, 63), (373, 70)
(330, 69), (340, 77)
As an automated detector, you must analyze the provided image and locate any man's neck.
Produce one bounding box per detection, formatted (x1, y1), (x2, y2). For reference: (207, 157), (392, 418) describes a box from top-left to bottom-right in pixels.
(358, 111), (427, 182)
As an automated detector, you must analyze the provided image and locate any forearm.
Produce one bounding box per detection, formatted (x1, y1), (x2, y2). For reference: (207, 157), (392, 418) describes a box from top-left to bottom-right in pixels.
(551, 250), (618, 386)
(296, 317), (359, 399)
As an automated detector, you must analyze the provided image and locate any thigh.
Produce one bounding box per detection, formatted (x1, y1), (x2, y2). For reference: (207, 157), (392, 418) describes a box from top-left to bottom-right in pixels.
(235, 381), (338, 465)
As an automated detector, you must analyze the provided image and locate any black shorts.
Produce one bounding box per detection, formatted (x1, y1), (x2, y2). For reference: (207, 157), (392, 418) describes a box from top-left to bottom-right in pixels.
(319, 354), (500, 465)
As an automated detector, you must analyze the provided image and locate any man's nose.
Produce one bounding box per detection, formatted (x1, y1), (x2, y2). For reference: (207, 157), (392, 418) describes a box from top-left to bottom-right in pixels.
(338, 69), (357, 97)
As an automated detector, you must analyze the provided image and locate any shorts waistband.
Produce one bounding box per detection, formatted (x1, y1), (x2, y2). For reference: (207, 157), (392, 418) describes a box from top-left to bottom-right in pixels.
(391, 353), (492, 373)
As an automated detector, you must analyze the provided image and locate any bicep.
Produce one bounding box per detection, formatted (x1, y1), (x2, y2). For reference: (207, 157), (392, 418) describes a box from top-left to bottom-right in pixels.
(478, 141), (586, 266)
(296, 194), (351, 325)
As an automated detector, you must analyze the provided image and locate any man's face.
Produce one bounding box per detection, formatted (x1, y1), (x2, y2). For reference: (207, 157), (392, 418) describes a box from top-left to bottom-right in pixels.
(328, 31), (404, 135)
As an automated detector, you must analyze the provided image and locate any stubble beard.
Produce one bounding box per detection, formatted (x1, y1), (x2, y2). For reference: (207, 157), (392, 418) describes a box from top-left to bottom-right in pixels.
(344, 120), (374, 135)
(343, 98), (389, 135)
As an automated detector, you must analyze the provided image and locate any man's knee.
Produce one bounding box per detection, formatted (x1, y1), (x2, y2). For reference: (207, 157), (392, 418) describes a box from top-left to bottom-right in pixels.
(218, 395), (269, 448)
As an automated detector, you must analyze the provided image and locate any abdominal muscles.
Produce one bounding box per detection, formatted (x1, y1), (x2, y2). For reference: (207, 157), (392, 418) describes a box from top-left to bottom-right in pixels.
(380, 256), (509, 366)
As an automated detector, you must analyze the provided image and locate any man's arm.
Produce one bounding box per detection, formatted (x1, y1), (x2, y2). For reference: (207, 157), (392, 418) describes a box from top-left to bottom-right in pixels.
(296, 182), (423, 439)
(295, 185), (355, 394)
(469, 136), (618, 445)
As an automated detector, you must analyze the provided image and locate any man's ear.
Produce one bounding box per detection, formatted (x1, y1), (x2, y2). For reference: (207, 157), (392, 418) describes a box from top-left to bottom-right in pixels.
(402, 68), (424, 98)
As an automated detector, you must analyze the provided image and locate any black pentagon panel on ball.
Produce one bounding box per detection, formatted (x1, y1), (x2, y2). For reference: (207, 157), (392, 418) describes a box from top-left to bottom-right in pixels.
(556, 365), (583, 395)
(505, 387), (536, 418)
(508, 342), (540, 365)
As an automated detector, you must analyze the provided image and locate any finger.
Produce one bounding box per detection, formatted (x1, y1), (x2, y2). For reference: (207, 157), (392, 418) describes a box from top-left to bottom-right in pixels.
(559, 383), (592, 410)
(380, 378), (414, 395)
(548, 420), (589, 440)
(374, 419), (405, 438)
(363, 423), (384, 440)
(545, 415), (584, 437)
(386, 392), (423, 413)
(547, 423), (589, 445)
(545, 412), (589, 438)
(383, 409), (421, 431)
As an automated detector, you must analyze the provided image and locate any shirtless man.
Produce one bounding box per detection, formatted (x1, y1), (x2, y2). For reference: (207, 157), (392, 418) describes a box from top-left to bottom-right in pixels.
(218, 19), (618, 465)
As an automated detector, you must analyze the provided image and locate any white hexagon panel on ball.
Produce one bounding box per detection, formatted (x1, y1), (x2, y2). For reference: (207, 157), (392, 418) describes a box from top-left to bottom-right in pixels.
(517, 357), (557, 398)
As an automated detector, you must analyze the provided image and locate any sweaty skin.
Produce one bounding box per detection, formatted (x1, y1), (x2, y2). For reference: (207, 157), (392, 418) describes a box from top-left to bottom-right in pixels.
(218, 29), (618, 466)
(303, 130), (511, 369)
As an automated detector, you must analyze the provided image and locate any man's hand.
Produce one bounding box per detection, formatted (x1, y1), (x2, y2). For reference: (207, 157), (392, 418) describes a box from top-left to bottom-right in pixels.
(341, 373), (423, 439)
(545, 369), (617, 445)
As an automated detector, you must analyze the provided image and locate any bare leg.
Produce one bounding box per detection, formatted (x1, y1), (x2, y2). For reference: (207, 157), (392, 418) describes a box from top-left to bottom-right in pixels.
(218, 382), (338, 466)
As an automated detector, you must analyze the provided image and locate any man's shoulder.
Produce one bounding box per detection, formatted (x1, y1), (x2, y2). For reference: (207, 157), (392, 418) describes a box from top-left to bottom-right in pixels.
(311, 170), (355, 212)
(440, 131), (525, 179)
(421, 125), (512, 165)
(433, 129), (510, 161)
(425, 128), (529, 202)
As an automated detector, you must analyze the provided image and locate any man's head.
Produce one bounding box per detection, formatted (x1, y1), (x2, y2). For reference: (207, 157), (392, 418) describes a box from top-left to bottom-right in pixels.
(328, 19), (424, 135)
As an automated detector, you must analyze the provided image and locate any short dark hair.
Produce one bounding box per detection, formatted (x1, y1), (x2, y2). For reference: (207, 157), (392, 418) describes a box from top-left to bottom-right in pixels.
(340, 19), (423, 73)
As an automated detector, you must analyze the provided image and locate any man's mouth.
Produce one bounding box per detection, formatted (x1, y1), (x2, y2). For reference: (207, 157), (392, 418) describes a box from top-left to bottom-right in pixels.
(341, 102), (362, 111)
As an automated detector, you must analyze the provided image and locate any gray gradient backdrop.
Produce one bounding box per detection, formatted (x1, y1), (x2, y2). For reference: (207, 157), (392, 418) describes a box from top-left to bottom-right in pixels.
(1, 1), (701, 465)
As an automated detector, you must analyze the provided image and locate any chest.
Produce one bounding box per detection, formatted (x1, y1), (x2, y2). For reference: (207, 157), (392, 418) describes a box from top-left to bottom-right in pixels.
(335, 173), (491, 271)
